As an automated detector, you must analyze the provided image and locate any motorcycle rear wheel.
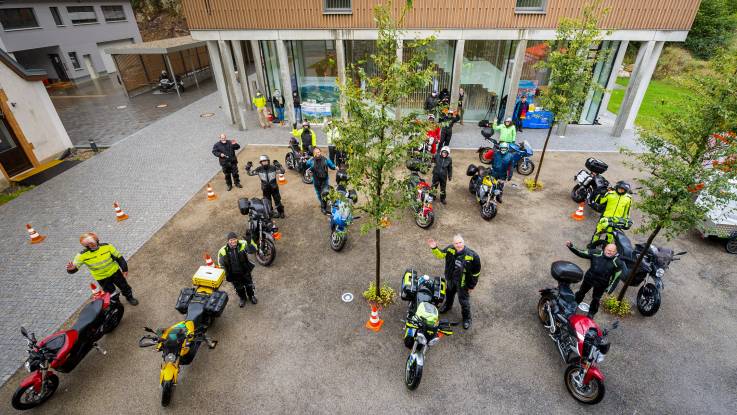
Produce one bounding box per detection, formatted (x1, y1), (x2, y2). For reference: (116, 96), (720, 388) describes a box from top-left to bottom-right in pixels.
(102, 302), (125, 334)
(257, 238), (276, 266)
(414, 211), (434, 229)
(726, 236), (737, 254)
(564, 364), (605, 404)
(161, 381), (174, 407)
(636, 283), (661, 316)
(12, 373), (59, 410)
(537, 296), (554, 326)
(468, 178), (476, 194)
(404, 354), (423, 391)
(517, 159), (535, 175)
(302, 169), (313, 184)
(330, 231), (347, 252)
(478, 148), (493, 164)
(571, 185), (586, 203)
(480, 202), (497, 221)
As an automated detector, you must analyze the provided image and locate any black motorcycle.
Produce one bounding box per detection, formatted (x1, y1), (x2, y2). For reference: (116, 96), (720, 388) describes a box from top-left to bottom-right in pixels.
(467, 164), (500, 220)
(571, 158), (609, 213)
(285, 137), (314, 184)
(238, 197), (280, 266)
(400, 269), (453, 390)
(604, 219), (686, 316)
(158, 78), (185, 93)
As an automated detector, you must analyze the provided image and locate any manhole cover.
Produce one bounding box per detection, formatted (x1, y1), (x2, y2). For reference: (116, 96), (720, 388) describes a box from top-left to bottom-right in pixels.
(341, 292), (353, 303)
(200, 112), (215, 118)
(116, 105), (127, 109)
(156, 104), (168, 108)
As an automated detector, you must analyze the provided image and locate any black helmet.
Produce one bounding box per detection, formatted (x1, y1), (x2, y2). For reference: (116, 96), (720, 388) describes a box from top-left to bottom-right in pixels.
(336, 169), (349, 184)
(615, 181), (631, 194)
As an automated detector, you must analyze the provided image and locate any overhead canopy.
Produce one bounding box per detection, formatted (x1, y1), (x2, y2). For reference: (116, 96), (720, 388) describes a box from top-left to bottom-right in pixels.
(105, 36), (206, 55)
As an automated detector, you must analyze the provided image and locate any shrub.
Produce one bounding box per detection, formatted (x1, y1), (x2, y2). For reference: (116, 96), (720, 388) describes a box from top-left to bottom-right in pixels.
(524, 178), (543, 191)
(601, 295), (632, 317)
(654, 45), (694, 80)
(362, 282), (397, 308)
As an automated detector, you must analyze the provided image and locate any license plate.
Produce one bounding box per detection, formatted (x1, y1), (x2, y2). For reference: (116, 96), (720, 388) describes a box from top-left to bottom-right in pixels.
(575, 170), (590, 184)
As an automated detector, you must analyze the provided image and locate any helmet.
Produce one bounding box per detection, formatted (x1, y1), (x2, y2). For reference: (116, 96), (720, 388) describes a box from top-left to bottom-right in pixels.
(336, 169), (349, 184)
(428, 114), (435, 121)
(303, 121), (310, 127)
(440, 146), (450, 156)
(161, 70), (167, 75)
(499, 142), (509, 153)
(79, 232), (99, 245)
(505, 117), (513, 123)
(615, 181), (631, 194)
(259, 155), (270, 163)
(418, 274), (432, 288)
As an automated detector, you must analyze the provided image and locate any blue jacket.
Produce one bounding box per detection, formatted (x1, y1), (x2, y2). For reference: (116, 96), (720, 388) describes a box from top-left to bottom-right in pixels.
(491, 151), (514, 181)
(306, 157), (336, 181)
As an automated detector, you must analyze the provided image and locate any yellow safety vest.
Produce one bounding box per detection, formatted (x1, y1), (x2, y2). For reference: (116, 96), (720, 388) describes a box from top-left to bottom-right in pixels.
(253, 95), (267, 109)
(72, 244), (122, 280)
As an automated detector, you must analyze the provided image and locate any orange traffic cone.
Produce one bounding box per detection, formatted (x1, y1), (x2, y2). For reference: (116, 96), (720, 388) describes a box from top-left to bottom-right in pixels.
(571, 202), (585, 221)
(113, 201), (129, 221)
(365, 305), (384, 332)
(204, 252), (217, 268)
(206, 183), (217, 201)
(277, 173), (287, 185)
(26, 223), (46, 244)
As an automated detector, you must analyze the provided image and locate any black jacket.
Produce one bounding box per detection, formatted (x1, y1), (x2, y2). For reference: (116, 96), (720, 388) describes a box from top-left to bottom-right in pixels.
(212, 141), (241, 166)
(431, 245), (481, 289)
(217, 241), (255, 281)
(432, 153), (452, 180)
(247, 163), (285, 190)
(424, 95), (438, 112)
(272, 95), (285, 108)
(440, 113), (460, 137)
(568, 245), (625, 289)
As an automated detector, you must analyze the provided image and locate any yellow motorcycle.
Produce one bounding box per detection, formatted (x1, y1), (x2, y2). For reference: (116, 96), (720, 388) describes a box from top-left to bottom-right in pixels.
(139, 266), (228, 406)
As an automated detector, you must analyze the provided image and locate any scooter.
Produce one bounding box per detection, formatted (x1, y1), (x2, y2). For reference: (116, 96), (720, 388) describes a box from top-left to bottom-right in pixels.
(285, 137), (314, 184)
(476, 123), (535, 175)
(400, 269), (453, 390)
(239, 197), (281, 266)
(158, 78), (185, 93)
(407, 169), (435, 229)
(328, 181), (358, 251)
(571, 158), (610, 212)
(12, 284), (124, 410)
(537, 261), (619, 405)
(467, 164), (501, 221)
(139, 266), (226, 407)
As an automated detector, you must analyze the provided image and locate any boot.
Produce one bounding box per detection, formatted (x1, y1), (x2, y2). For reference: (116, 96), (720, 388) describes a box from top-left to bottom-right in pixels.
(126, 295), (139, 306)
(463, 319), (472, 330)
(227, 185), (233, 191)
(250, 295), (258, 305)
(235, 182), (243, 188)
(239, 297), (247, 308)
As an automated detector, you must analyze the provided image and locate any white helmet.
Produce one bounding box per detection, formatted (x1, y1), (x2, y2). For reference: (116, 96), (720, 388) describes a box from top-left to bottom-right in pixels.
(440, 146), (450, 155)
(259, 155), (270, 163)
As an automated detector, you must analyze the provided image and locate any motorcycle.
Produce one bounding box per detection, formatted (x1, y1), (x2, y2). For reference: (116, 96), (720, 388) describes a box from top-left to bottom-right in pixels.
(571, 158), (610, 212)
(139, 266), (226, 407)
(467, 164), (501, 221)
(537, 261), (619, 405)
(285, 137), (314, 184)
(158, 78), (185, 93)
(407, 169), (435, 229)
(239, 197), (281, 266)
(600, 218), (686, 316)
(400, 269), (453, 390)
(12, 283), (124, 410)
(328, 184), (358, 251)
(476, 123), (535, 175)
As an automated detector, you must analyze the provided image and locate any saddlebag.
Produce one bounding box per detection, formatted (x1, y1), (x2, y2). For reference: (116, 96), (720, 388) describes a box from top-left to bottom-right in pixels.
(175, 287), (195, 314)
(551, 261), (584, 283)
(432, 276), (446, 304)
(401, 269), (418, 301)
(204, 290), (229, 317)
(466, 164), (478, 177)
(481, 127), (494, 139)
(585, 157), (608, 174)
(238, 198), (250, 215)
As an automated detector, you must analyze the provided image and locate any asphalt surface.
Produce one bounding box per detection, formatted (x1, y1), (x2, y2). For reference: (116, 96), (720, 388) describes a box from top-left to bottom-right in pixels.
(1, 148), (734, 414)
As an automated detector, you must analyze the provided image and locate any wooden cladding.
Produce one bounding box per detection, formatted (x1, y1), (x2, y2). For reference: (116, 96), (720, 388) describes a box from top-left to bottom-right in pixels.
(181, 0), (700, 31)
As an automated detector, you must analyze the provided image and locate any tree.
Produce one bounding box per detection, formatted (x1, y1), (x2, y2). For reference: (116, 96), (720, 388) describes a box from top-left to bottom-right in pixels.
(617, 49), (737, 301)
(531, 1), (611, 188)
(684, 0), (737, 60)
(334, 0), (435, 299)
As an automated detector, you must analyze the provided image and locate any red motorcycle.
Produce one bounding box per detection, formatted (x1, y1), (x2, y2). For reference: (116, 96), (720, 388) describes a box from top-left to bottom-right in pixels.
(11, 284), (124, 410)
(537, 261), (619, 405)
(407, 170), (435, 228)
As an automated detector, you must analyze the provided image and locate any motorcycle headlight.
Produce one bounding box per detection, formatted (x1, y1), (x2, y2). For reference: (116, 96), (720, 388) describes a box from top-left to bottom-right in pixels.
(164, 353), (177, 363)
(427, 337), (440, 347)
(493, 189), (501, 195)
(24, 360), (31, 372)
(416, 333), (427, 345)
(655, 268), (665, 278)
(595, 352), (605, 363)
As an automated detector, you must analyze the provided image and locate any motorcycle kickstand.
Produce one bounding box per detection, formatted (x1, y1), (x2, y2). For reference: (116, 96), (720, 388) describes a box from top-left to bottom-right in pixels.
(93, 343), (108, 355)
(204, 336), (218, 349)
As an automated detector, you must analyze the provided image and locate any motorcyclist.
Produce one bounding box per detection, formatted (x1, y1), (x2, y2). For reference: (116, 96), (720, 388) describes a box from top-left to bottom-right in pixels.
(245, 155), (286, 218)
(292, 121), (317, 155)
(431, 146), (452, 204)
(159, 70), (170, 83)
(424, 90), (439, 115)
(427, 235), (481, 330)
(426, 114), (440, 156)
(590, 180), (633, 247)
(211, 133), (241, 191)
(491, 142), (514, 204)
(492, 117), (517, 144)
(438, 109), (460, 149)
(565, 241), (625, 317)
(306, 147), (336, 214)
(218, 232), (257, 308)
(326, 120), (345, 167)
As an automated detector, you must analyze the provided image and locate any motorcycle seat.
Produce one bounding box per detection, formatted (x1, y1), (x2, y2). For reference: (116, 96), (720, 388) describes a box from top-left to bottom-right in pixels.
(72, 299), (104, 334)
(185, 299), (207, 328)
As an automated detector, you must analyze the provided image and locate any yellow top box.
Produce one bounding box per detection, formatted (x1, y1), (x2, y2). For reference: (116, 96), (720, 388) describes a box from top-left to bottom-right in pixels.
(192, 266), (225, 289)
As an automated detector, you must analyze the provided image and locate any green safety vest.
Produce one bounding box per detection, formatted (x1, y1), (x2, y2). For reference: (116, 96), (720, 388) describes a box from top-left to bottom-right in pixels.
(73, 244), (122, 281)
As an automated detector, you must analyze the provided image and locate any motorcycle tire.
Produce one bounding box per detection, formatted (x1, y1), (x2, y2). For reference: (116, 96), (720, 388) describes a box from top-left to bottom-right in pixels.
(414, 211), (434, 229)
(478, 148), (493, 164)
(571, 185), (587, 203)
(480, 202), (497, 221)
(285, 153), (295, 170)
(404, 353), (423, 391)
(330, 231), (347, 252)
(537, 296), (554, 326)
(516, 159), (535, 176)
(636, 283), (661, 316)
(256, 238), (276, 266)
(468, 178), (476, 194)
(102, 302), (125, 334)
(11, 373), (59, 410)
(161, 380), (174, 407)
(564, 364), (605, 405)
(725, 235), (737, 254)
(302, 169), (313, 185)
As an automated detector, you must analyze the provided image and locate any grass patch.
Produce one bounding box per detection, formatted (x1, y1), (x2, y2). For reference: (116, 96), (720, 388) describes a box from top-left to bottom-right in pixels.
(0, 185), (34, 206)
(607, 77), (691, 131)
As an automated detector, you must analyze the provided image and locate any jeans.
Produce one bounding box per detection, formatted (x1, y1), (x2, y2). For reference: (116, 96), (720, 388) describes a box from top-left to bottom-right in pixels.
(276, 107), (284, 122)
(98, 270), (133, 299)
(515, 118), (524, 131)
(313, 178), (329, 210)
(295, 107), (302, 123)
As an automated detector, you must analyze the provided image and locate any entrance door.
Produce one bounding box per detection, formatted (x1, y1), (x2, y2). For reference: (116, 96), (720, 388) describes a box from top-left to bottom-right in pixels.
(48, 54), (69, 81)
(0, 108), (33, 177)
(83, 54), (98, 79)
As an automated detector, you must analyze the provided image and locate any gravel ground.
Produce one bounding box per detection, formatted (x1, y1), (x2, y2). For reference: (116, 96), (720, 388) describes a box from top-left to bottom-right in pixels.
(1, 148), (734, 414)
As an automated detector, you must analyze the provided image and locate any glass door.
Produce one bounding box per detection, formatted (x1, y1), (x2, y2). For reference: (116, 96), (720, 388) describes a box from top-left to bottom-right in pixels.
(579, 41), (620, 124)
(459, 40), (515, 121)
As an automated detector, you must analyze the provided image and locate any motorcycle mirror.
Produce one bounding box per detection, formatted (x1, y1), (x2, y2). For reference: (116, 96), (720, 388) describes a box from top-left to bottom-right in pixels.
(138, 337), (158, 348)
(143, 326), (156, 334)
(20, 326), (28, 338)
(676, 251), (687, 256)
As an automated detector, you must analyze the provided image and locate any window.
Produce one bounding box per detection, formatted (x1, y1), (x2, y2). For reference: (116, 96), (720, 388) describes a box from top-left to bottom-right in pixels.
(0, 8), (39, 30)
(515, 0), (547, 13)
(50, 7), (63, 26)
(66, 6), (98, 24)
(68, 52), (81, 69)
(101, 5), (126, 22)
(323, 0), (351, 14)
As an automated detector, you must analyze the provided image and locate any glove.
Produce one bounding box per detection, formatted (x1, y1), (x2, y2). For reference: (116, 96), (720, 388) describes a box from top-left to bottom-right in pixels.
(273, 160), (281, 167)
(245, 161), (253, 170)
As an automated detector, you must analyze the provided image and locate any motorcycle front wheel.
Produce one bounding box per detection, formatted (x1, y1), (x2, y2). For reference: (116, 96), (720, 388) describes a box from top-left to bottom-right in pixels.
(404, 353), (423, 391)
(636, 283), (661, 316)
(564, 364), (605, 405)
(12, 373), (59, 410)
(285, 153), (295, 170)
(330, 231), (347, 252)
(302, 169), (313, 184)
(414, 211), (434, 229)
(102, 302), (125, 334)
(517, 159), (535, 175)
(257, 238), (276, 266)
(571, 184), (587, 203)
(480, 202), (497, 221)
(161, 380), (174, 407)
(478, 147), (493, 164)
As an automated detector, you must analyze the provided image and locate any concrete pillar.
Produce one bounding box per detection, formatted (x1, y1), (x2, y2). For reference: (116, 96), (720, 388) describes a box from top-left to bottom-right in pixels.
(335, 34), (347, 121)
(450, 39), (465, 110)
(250, 40), (267, 95)
(599, 40), (629, 116)
(207, 40), (234, 125)
(612, 40), (656, 136)
(275, 39), (295, 126)
(505, 39), (527, 120)
(219, 40), (246, 130)
(626, 41), (663, 129)
(395, 39), (403, 120)
(232, 40), (253, 112)
(163, 55), (180, 97)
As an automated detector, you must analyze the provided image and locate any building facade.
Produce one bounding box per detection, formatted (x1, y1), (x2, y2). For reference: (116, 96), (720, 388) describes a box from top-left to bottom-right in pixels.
(182, 0), (701, 136)
(0, 1), (142, 83)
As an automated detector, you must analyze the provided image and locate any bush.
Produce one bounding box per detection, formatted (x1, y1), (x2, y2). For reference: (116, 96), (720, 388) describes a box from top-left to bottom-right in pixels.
(362, 282), (397, 308)
(654, 45), (694, 80)
(524, 178), (543, 191)
(684, 0), (737, 60)
(600, 295), (632, 317)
